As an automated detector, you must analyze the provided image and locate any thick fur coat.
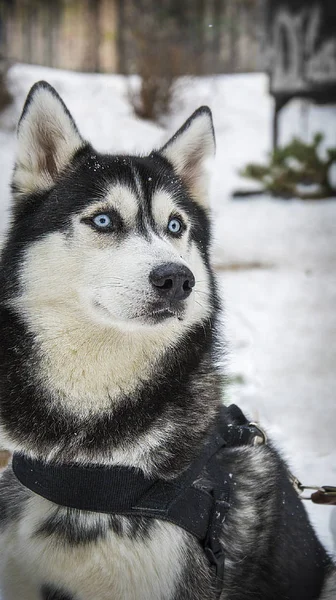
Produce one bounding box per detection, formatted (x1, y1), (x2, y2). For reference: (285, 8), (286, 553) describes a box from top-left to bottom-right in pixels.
(0, 82), (335, 600)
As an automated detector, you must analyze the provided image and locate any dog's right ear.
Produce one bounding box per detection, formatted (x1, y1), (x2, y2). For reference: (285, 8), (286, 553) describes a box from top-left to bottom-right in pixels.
(159, 106), (215, 209)
(12, 81), (85, 199)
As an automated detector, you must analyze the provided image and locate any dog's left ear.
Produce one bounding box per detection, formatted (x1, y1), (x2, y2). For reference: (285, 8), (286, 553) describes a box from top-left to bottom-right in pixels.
(159, 107), (215, 208)
(13, 81), (85, 199)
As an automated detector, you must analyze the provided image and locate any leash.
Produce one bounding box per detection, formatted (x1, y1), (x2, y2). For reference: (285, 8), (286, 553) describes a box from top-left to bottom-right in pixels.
(288, 473), (336, 505)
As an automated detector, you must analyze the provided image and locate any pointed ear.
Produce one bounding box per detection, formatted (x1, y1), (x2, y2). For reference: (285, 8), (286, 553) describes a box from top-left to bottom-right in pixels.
(12, 81), (85, 198)
(159, 107), (215, 208)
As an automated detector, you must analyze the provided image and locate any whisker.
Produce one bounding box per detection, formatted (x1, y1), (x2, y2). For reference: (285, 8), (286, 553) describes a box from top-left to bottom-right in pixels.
(194, 290), (210, 297)
(194, 299), (205, 310)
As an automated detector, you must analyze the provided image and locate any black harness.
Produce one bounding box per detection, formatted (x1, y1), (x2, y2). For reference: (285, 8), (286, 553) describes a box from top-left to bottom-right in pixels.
(12, 405), (267, 598)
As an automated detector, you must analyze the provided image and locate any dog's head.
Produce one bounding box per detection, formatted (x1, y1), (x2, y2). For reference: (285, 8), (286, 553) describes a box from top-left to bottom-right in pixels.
(7, 82), (216, 339)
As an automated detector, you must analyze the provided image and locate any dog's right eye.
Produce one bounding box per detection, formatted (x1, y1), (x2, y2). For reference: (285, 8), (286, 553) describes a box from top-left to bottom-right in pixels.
(93, 214), (111, 229)
(81, 210), (122, 233)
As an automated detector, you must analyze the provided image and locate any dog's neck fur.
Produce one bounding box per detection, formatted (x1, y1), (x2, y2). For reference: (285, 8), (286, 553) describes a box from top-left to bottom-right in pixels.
(0, 304), (221, 477)
(24, 301), (193, 412)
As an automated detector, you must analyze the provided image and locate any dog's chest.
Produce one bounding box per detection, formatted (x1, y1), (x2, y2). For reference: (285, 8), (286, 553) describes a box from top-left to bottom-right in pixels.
(0, 493), (189, 600)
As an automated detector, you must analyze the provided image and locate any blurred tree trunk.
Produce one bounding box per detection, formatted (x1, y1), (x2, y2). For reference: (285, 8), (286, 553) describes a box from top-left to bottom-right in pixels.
(116, 0), (126, 73)
(87, 0), (101, 72)
(0, 55), (12, 112)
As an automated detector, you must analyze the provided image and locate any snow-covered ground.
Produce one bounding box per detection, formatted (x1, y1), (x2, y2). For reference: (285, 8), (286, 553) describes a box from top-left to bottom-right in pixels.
(0, 64), (335, 555)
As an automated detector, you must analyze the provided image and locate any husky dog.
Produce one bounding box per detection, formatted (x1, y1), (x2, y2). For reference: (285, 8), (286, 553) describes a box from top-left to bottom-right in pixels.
(0, 82), (334, 600)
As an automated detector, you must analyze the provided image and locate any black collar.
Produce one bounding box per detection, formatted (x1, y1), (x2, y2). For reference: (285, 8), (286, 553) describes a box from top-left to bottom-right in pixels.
(12, 404), (265, 524)
(12, 426), (228, 539)
(12, 404), (266, 597)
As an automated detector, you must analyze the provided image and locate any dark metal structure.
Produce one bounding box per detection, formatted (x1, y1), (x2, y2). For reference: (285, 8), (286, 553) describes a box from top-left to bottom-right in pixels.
(262, 0), (336, 147)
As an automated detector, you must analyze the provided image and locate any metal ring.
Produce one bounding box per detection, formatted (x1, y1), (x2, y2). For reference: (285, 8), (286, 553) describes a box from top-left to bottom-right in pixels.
(249, 422), (267, 445)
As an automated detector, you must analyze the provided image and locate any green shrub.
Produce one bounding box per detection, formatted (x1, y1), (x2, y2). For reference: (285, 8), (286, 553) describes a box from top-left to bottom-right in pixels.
(241, 134), (336, 199)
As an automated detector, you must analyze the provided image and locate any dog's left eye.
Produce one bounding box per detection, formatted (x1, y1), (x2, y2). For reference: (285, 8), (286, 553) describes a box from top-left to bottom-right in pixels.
(167, 218), (183, 235)
(93, 214), (112, 229)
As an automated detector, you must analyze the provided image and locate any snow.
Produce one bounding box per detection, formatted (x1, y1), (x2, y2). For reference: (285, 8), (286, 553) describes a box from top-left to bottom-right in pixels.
(0, 64), (335, 555)
(217, 198), (336, 554)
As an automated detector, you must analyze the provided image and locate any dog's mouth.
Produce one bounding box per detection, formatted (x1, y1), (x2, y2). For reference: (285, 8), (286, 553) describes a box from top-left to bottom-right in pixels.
(132, 303), (184, 324)
(92, 299), (184, 324)
(141, 298), (186, 323)
(147, 307), (183, 322)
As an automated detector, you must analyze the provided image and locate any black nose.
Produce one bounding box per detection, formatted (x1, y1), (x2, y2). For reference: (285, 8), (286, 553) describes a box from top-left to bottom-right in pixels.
(149, 263), (195, 301)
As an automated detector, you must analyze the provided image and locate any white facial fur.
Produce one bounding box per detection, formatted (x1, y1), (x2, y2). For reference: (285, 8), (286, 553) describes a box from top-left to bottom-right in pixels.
(10, 184), (211, 413)
(76, 187), (203, 327)
(15, 184), (210, 326)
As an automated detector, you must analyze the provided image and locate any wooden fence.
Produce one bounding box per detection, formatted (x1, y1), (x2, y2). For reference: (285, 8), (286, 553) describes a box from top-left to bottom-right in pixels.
(0, 0), (261, 75)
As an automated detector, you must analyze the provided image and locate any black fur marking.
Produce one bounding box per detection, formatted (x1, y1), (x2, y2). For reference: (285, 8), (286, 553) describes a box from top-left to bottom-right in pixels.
(0, 467), (30, 531)
(41, 584), (75, 600)
(36, 507), (154, 546)
(36, 507), (106, 546)
(107, 514), (154, 541)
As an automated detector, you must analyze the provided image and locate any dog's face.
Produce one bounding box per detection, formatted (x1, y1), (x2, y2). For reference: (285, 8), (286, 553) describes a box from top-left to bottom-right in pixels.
(64, 182), (209, 329)
(8, 82), (216, 340)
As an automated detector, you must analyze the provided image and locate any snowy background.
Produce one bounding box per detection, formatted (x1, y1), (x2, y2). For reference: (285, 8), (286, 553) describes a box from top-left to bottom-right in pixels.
(0, 64), (335, 554)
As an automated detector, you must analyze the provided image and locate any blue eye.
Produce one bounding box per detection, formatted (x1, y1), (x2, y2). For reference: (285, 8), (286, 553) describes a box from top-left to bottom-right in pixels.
(168, 217), (183, 234)
(93, 214), (111, 229)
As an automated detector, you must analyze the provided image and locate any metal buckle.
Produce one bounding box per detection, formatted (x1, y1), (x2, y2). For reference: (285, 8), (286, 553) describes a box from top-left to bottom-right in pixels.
(248, 422), (267, 445)
(288, 473), (316, 499)
(297, 485), (321, 500)
(289, 472), (336, 501)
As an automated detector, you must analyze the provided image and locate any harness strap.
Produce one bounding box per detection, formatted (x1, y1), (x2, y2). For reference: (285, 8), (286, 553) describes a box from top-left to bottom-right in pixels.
(12, 436), (230, 537)
(12, 404), (264, 599)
